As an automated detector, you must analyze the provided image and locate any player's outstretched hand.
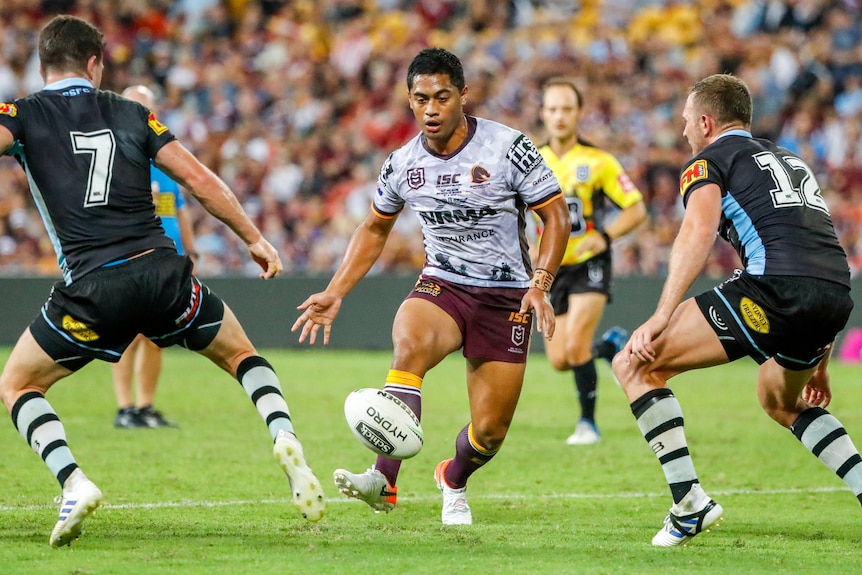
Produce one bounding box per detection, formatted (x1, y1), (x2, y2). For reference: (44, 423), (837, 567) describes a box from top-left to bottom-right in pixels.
(624, 314), (669, 363)
(248, 238), (283, 279)
(292, 292), (343, 346)
(522, 288), (556, 340)
(802, 368), (832, 408)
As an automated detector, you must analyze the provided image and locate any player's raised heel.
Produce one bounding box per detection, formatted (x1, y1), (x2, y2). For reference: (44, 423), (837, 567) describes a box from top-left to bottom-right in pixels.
(333, 466), (397, 513)
(273, 430), (325, 522)
(652, 484), (723, 546)
(50, 468), (104, 548)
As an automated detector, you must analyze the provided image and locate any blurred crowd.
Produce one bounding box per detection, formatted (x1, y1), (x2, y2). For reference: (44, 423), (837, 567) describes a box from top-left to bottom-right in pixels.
(0, 0), (860, 278)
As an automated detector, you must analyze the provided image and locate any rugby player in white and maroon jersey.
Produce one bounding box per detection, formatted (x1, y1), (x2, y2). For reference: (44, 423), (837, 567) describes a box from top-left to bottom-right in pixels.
(293, 47), (570, 525)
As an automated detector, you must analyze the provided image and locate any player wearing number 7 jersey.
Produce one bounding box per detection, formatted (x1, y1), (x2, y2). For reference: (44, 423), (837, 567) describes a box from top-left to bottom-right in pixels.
(613, 73), (859, 546)
(0, 15), (324, 548)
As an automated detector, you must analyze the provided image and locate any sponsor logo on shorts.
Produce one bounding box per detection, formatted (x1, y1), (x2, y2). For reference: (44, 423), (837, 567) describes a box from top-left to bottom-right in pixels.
(61, 315), (99, 342)
(708, 306), (728, 331)
(414, 279), (441, 296)
(175, 278), (202, 327)
(740, 297), (770, 334)
(407, 167), (425, 190)
(507, 311), (531, 324)
(679, 159), (708, 196)
(511, 325), (526, 346)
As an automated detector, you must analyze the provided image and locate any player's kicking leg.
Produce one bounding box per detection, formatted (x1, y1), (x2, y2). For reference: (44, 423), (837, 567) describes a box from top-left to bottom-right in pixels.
(196, 304), (325, 521)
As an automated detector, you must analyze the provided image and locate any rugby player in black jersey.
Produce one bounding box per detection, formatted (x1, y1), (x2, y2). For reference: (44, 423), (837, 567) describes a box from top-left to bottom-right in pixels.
(0, 15), (324, 547)
(613, 73), (859, 546)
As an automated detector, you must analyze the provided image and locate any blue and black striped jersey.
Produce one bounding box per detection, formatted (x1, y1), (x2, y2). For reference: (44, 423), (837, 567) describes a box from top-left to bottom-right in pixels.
(0, 78), (176, 284)
(679, 130), (850, 288)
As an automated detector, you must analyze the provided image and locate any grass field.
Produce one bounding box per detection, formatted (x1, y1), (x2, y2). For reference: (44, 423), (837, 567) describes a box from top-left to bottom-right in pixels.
(0, 347), (861, 574)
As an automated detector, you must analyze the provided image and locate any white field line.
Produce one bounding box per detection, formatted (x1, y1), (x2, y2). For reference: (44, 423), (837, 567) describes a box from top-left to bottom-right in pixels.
(0, 485), (848, 512)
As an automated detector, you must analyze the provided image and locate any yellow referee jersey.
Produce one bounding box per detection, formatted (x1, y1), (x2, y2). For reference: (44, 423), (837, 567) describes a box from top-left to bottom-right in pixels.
(537, 142), (643, 266)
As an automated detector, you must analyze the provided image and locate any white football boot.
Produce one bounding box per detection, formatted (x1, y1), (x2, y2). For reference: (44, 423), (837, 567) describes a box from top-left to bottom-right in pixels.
(273, 430), (325, 521)
(435, 459), (472, 525)
(333, 466), (397, 513)
(652, 484), (724, 546)
(50, 468), (104, 548)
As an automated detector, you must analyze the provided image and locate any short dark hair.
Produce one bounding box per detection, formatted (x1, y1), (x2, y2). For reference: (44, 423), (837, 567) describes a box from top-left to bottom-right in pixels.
(689, 74), (752, 127)
(407, 48), (465, 91)
(541, 77), (584, 109)
(39, 15), (105, 76)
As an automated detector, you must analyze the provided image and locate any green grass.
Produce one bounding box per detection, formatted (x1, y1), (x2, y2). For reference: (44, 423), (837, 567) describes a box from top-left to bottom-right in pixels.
(1, 347), (861, 574)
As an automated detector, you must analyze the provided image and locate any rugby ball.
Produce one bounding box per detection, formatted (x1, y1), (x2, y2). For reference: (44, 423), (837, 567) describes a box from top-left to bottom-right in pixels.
(343, 388), (423, 460)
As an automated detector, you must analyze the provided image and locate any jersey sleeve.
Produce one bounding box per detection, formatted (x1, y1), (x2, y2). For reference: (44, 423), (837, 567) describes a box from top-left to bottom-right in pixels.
(372, 151), (405, 219)
(599, 152), (643, 208)
(679, 155), (722, 207)
(505, 132), (561, 208)
(127, 100), (176, 160)
(0, 101), (24, 149)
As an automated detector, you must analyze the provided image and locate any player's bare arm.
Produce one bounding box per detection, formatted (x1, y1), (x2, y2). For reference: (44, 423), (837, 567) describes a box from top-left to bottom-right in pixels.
(625, 184), (721, 363)
(575, 199), (648, 258)
(154, 140), (281, 279)
(525, 194), (569, 339)
(292, 209), (398, 345)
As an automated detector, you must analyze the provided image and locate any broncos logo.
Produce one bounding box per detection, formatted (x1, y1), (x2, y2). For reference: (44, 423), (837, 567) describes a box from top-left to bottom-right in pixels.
(471, 165), (490, 184)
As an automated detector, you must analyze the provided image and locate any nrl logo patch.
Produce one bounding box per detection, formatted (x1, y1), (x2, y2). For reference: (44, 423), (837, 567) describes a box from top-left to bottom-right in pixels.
(576, 165), (590, 182)
(407, 167), (425, 190)
(511, 325), (526, 346)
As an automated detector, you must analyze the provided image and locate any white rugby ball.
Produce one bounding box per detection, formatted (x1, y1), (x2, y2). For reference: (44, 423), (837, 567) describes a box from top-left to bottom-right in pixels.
(343, 388), (423, 460)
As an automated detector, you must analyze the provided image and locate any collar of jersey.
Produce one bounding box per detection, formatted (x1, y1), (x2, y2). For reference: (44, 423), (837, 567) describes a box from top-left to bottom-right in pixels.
(715, 128), (752, 141)
(43, 77), (94, 91)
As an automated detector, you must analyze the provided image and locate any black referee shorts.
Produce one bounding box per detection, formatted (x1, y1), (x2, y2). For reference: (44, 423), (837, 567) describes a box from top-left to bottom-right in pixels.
(548, 252), (612, 316)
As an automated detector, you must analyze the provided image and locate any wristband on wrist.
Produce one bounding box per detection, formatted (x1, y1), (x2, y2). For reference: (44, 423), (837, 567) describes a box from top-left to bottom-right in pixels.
(531, 267), (555, 292)
(600, 230), (612, 247)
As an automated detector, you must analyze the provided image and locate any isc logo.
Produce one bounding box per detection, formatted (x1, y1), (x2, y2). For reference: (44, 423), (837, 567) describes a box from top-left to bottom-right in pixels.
(507, 311), (531, 324)
(436, 173), (460, 185)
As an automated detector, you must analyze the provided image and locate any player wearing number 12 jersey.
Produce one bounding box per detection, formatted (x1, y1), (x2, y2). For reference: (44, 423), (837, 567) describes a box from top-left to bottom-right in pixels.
(0, 15), (324, 548)
(613, 74), (859, 547)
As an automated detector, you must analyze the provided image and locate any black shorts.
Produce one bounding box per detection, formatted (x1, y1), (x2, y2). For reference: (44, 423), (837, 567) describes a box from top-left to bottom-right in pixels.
(30, 248), (225, 371)
(695, 270), (854, 370)
(549, 253), (612, 315)
(406, 276), (531, 363)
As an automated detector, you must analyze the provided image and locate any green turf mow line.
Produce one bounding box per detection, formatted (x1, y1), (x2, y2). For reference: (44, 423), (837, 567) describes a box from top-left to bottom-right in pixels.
(0, 485), (848, 513)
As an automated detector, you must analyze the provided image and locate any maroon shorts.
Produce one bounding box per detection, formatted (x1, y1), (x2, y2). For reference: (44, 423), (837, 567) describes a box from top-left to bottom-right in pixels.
(406, 275), (532, 363)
